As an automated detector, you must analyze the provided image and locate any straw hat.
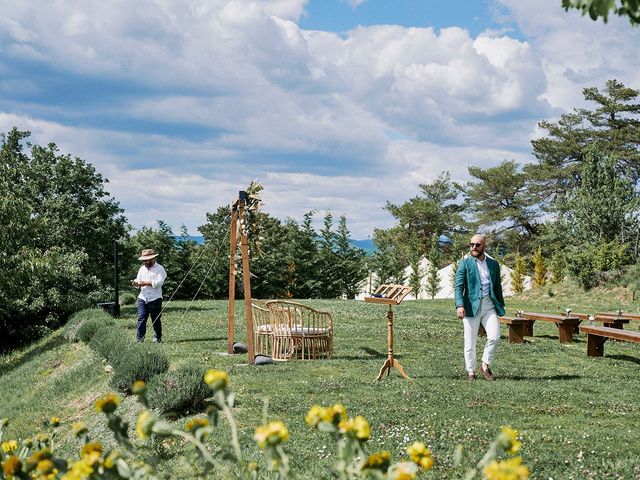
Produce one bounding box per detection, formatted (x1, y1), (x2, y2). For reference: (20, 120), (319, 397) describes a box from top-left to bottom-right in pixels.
(138, 249), (159, 261)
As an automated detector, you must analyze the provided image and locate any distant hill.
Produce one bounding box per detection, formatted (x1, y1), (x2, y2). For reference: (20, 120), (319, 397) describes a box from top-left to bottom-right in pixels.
(351, 238), (376, 254)
(176, 236), (376, 253)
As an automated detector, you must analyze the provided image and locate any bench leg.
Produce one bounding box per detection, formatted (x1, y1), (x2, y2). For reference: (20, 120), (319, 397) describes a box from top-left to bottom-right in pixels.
(558, 320), (579, 343)
(508, 324), (525, 344)
(586, 334), (606, 357)
(523, 322), (534, 337)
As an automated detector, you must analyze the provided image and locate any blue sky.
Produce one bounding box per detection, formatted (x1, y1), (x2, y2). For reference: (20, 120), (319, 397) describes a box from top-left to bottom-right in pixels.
(1, 0), (639, 238)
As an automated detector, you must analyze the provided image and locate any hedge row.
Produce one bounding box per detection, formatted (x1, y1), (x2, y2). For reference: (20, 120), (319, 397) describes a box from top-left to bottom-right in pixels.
(76, 314), (209, 415)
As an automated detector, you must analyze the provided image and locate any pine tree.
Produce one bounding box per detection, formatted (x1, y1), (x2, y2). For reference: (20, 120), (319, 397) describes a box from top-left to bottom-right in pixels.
(335, 215), (367, 299)
(532, 246), (547, 288)
(510, 252), (527, 294)
(425, 236), (442, 299)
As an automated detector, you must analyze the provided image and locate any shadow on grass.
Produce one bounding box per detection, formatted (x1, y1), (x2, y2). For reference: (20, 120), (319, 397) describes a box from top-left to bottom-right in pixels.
(170, 336), (227, 343)
(412, 373), (582, 382)
(332, 347), (404, 360)
(1, 334), (67, 375)
(607, 354), (640, 365)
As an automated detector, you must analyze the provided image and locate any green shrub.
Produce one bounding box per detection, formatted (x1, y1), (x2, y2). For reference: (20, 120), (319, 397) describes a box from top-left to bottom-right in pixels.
(110, 345), (170, 392)
(88, 325), (126, 363)
(76, 316), (116, 343)
(119, 292), (137, 305)
(566, 240), (629, 289)
(147, 365), (210, 416)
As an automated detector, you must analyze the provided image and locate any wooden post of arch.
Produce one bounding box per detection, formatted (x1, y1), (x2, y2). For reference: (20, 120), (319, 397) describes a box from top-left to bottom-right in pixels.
(228, 191), (255, 364)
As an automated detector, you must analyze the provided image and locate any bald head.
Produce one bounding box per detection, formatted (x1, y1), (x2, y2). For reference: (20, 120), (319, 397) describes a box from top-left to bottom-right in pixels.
(469, 234), (486, 259)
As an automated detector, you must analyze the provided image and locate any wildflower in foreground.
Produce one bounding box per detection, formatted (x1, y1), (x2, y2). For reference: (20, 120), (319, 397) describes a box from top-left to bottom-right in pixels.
(36, 458), (55, 475)
(407, 441), (434, 470)
(49, 417), (61, 427)
(1, 440), (18, 453)
(338, 415), (370, 441)
(94, 393), (121, 414)
(387, 461), (419, 480)
(132, 380), (147, 396)
(497, 426), (522, 455)
(2, 456), (22, 477)
(136, 410), (155, 440)
(204, 369), (229, 391)
(483, 456), (530, 480)
(185, 418), (209, 433)
(305, 405), (325, 427)
(254, 421), (289, 448)
(71, 422), (88, 438)
(26, 448), (52, 470)
(81, 442), (103, 466)
(62, 458), (94, 480)
(361, 451), (391, 473)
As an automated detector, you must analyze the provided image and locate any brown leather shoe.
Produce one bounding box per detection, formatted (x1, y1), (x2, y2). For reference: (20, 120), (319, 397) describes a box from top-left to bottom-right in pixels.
(481, 365), (495, 381)
(467, 372), (476, 381)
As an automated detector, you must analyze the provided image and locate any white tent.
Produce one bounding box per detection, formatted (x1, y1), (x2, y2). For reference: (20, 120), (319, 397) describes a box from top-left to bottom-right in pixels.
(355, 256), (532, 300)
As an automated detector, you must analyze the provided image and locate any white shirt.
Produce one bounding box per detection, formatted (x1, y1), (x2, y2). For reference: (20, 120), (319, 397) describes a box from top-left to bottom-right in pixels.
(475, 256), (491, 297)
(136, 262), (167, 302)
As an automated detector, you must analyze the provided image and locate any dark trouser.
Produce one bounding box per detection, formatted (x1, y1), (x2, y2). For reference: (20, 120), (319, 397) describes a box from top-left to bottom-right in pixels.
(137, 298), (162, 341)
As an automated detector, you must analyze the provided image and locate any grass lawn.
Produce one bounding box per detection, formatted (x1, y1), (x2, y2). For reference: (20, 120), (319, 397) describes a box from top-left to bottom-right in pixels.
(2, 289), (640, 479)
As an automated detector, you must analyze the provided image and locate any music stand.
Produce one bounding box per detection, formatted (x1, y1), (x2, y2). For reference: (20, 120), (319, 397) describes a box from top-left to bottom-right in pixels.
(364, 284), (413, 381)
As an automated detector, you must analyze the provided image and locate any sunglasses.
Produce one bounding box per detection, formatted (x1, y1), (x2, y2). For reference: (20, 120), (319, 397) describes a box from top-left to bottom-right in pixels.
(469, 243), (483, 248)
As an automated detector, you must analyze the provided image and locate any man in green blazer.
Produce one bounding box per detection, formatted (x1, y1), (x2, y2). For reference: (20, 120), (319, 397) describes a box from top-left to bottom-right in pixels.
(454, 234), (505, 381)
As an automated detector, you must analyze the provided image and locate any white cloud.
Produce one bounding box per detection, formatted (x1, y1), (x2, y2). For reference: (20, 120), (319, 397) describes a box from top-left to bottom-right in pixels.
(1, 0), (639, 238)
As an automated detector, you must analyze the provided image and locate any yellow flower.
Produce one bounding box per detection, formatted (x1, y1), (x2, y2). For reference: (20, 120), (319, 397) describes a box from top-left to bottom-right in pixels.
(2, 456), (22, 477)
(361, 451), (391, 472)
(185, 418), (209, 433)
(254, 421), (289, 449)
(81, 442), (102, 457)
(305, 405), (325, 427)
(1, 440), (18, 453)
(204, 369), (229, 391)
(483, 456), (530, 480)
(71, 422), (88, 437)
(328, 404), (347, 424)
(132, 380), (147, 395)
(94, 393), (120, 414)
(36, 459), (55, 474)
(26, 448), (52, 469)
(136, 410), (155, 440)
(387, 461), (419, 480)
(353, 416), (370, 440)
(103, 451), (120, 469)
(81, 442), (103, 466)
(498, 426), (522, 455)
(62, 459), (94, 480)
(49, 417), (61, 427)
(407, 441), (434, 470)
(338, 416), (370, 440)
(0, 418), (8, 428)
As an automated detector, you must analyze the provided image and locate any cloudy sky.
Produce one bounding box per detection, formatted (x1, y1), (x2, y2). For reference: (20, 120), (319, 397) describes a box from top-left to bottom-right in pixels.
(1, 0), (639, 239)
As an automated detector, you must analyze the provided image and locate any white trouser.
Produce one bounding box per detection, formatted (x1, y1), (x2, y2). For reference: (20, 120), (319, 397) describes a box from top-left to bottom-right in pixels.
(463, 296), (500, 373)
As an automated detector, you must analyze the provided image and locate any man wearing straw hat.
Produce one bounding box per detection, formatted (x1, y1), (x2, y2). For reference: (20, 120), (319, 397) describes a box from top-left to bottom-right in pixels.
(133, 249), (167, 342)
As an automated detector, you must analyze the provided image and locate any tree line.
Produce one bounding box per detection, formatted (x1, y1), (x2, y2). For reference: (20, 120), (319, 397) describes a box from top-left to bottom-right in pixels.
(0, 130), (366, 350)
(373, 79), (640, 297)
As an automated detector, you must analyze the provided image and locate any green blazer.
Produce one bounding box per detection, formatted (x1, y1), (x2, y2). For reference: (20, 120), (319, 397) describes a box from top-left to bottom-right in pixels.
(454, 255), (505, 317)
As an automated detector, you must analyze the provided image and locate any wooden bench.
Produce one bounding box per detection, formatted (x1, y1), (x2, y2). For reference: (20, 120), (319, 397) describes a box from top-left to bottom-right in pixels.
(571, 312), (630, 329)
(519, 311), (581, 344)
(499, 316), (535, 343)
(580, 325), (640, 357)
(597, 312), (640, 329)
